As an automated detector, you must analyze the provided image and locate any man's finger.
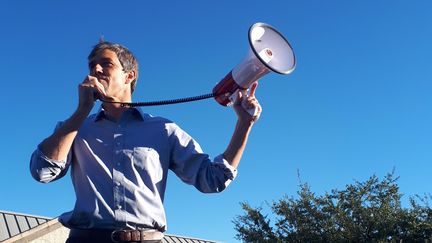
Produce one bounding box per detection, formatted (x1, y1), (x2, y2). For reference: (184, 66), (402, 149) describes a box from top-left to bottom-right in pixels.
(249, 82), (258, 97)
(94, 81), (107, 96)
(84, 75), (107, 97)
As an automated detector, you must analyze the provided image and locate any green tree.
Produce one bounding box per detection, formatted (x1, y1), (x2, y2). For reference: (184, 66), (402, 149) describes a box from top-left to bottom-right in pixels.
(233, 172), (432, 242)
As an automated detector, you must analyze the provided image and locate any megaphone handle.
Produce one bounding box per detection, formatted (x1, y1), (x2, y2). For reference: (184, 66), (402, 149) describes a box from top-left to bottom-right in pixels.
(239, 89), (259, 117)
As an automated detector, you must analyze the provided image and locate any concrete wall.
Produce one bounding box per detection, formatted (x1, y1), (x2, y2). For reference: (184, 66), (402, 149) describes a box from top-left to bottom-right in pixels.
(4, 219), (69, 243)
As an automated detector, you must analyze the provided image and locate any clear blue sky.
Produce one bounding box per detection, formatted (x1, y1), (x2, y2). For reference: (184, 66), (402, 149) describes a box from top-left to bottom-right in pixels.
(1, 1), (431, 242)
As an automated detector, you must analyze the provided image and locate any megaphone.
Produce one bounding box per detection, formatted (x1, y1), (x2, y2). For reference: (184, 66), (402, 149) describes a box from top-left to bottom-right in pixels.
(100, 22), (295, 110)
(212, 22), (296, 111)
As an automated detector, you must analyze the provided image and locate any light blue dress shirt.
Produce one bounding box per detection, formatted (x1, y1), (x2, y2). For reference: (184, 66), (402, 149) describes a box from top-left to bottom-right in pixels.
(30, 107), (237, 231)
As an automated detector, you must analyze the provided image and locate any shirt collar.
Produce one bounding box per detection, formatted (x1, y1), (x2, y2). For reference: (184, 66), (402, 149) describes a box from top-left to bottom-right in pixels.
(93, 105), (148, 122)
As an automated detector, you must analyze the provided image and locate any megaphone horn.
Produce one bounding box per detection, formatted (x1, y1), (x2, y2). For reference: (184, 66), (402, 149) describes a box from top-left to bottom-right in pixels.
(213, 22), (296, 107)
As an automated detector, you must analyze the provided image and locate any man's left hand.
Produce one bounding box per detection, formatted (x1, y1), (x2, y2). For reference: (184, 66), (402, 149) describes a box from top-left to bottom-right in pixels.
(233, 82), (262, 124)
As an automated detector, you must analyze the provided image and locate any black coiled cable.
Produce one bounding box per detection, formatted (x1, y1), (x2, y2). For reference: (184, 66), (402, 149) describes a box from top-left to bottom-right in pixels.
(100, 92), (216, 107)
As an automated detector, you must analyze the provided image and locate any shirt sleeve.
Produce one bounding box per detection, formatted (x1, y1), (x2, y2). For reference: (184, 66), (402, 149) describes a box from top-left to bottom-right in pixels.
(29, 122), (72, 183)
(167, 123), (238, 193)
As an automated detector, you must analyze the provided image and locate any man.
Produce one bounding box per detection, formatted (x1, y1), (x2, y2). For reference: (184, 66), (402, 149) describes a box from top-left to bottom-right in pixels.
(30, 42), (262, 243)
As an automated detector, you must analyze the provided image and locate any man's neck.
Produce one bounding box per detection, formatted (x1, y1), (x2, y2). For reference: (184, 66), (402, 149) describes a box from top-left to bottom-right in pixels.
(102, 103), (127, 121)
(102, 95), (133, 121)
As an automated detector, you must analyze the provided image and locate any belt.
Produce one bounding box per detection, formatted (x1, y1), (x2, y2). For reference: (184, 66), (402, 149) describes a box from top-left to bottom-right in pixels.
(69, 228), (164, 243)
(111, 229), (164, 242)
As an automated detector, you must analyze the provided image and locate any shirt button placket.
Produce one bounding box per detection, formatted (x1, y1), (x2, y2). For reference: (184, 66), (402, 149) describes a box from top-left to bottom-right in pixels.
(113, 122), (126, 221)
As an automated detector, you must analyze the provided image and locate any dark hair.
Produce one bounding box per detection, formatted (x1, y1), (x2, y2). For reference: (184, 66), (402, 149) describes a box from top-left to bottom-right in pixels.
(88, 42), (139, 93)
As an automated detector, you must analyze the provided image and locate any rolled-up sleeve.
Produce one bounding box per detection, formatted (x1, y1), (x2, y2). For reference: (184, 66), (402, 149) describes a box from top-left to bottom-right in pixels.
(199, 154), (238, 192)
(29, 146), (71, 183)
(168, 123), (238, 193)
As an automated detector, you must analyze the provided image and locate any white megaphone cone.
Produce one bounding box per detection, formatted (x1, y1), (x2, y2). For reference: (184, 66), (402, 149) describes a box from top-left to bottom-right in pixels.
(212, 22), (296, 115)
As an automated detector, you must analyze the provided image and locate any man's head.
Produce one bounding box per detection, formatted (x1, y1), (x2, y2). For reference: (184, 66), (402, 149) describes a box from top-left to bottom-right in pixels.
(88, 42), (139, 93)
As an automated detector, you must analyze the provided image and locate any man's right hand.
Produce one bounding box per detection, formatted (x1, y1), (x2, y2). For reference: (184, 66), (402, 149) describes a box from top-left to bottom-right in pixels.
(78, 75), (107, 112)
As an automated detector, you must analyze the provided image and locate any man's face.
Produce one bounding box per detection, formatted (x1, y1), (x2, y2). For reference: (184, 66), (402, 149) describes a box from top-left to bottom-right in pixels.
(88, 49), (132, 100)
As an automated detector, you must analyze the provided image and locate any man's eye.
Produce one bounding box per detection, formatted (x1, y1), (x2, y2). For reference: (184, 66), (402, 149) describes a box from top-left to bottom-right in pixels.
(103, 62), (114, 67)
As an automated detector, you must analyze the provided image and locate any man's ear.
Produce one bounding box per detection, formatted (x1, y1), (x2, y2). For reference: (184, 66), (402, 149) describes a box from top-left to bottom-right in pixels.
(125, 70), (136, 84)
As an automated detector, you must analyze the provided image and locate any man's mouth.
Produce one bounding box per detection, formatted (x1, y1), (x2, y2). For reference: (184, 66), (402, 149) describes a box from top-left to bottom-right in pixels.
(96, 76), (109, 82)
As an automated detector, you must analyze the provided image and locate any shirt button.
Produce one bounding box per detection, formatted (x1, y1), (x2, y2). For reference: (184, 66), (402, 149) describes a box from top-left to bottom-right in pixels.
(115, 182), (120, 186)
(117, 205), (122, 209)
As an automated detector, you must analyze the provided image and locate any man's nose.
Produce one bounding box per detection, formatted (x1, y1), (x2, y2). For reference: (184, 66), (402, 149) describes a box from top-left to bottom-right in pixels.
(91, 64), (103, 75)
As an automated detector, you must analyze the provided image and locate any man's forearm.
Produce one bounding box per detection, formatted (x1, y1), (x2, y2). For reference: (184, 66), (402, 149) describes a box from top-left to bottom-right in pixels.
(223, 120), (253, 169)
(39, 108), (90, 161)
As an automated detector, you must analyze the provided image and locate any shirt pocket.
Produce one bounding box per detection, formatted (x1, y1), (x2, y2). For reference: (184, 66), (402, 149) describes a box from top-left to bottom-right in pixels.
(132, 147), (163, 182)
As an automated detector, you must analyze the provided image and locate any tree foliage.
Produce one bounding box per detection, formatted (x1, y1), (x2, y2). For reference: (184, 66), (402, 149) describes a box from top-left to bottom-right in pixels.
(233, 172), (432, 242)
